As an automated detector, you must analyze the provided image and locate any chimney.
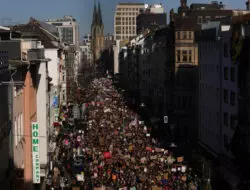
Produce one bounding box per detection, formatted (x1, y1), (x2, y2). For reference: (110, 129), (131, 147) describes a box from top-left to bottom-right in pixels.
(247, 0), (250, 10)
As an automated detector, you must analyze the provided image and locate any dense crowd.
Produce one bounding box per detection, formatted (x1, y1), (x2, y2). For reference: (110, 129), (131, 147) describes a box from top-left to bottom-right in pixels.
(52, 77), (201, 190)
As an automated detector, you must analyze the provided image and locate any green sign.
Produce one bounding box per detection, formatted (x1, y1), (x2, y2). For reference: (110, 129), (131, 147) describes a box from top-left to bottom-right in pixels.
(32, 122), (40, 184)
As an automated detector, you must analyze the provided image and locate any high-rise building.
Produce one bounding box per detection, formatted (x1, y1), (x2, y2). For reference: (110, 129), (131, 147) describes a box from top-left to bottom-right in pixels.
(91, 1), (104, 64)
(45, 16), (79, 46)
(114, 3), (145, 41)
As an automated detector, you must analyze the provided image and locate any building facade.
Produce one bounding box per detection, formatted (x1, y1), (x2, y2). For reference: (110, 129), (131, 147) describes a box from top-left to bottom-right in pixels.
(114, 3), (145, 41)
(0, 27), (11, 188)
(45, 16), (79, 46)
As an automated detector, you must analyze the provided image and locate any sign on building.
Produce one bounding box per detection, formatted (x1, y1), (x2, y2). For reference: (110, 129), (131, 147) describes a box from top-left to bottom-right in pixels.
(54, 108), (59, 122)
(32, 122), (40, 183)
(164, 116), (168, 124)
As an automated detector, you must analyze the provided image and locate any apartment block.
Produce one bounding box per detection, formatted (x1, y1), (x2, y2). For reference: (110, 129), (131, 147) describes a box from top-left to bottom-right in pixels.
(45, 15), (80, 46)
(114, 3), (145, 41)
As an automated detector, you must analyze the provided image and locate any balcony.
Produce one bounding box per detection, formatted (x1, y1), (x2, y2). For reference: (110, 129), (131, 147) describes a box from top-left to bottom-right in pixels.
(27, 49), (45, 61)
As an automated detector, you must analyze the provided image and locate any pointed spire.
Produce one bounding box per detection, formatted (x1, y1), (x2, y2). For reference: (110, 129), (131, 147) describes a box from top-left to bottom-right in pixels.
(98, 1), (103, 26)
(92, 0), (97, 26)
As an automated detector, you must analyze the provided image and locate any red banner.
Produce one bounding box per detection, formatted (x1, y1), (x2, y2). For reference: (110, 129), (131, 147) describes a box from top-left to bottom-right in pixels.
(103, 152), (112, 159)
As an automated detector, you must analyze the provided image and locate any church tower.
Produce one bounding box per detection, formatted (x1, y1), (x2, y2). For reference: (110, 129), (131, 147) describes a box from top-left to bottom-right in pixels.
(91, 0), (104, 64)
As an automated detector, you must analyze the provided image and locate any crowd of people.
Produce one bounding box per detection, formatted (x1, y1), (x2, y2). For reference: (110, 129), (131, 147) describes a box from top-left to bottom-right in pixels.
(51, 76), (202, 190)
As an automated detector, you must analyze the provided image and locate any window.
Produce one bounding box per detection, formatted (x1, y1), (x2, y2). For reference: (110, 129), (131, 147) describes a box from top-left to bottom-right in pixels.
(230, 91), (235, 106)
(224, 43), (228, 57)
(189, 96), (192, 108)
(231, 68), (235, 82)
(182, 50), (187, 62)
(183, 31), (187, 39)
(62, 91), (65, 101)
(21, 113), (23, 139)
(189, 32), (192, 39)
(230, 115), (237, 129)
(62, 73), (65, 82)
(177, 96), (181, 108)
(183, 96), (187, 108)
(188, 50), (192, 62)
(176, 50), (181, 62)
(224, 112), (228, 126)
(198, 16), (202, 24)
(224, 89), (228, 103)
(177, 32), (180, 39)
(224, 67), (228, 80)
(224, 134), (228, 148)
(15, 118), (17, 146)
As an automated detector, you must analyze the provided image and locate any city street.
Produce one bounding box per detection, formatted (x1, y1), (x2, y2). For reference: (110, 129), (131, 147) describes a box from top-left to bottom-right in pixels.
(46, 74), (201, 190)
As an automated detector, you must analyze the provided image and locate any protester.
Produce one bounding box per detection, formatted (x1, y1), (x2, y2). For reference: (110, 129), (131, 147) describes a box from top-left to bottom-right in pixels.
(53, 76), (201, 190)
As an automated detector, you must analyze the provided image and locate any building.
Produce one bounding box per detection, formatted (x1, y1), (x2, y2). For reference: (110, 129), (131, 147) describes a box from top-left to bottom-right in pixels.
(114, 3), (145, 41)
(82, 34), (92, 45)
(118, 26), (175, 126)
(195, 15), (250, 188)
(45, 15), (79, 46)
(233, 13), (250, 188)
(136, 4), (167, 34)
(167, 0), (248, 145)
(0, 26), (11, 189)
(101, 34), (114, 74)
(0, 26), (52, 189)
(91, 1), (104, 64)
(104, 34), (114, 49)
(80, 42), (92, 66)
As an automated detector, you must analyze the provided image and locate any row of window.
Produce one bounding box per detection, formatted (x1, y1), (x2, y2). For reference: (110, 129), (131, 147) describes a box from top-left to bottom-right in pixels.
(224, 67), (235, 81)
(224, 89), (236, 106)
(116, 22), (136, 26)
(176, 50), (192, 63)
(14, 113), (23, 146)
(223, 112), (237, 129)
(116, 30), (136, 35)
(176, 31), (193, 40)
(116, 12), (139, 16)
(116, 17), (136, 21)
(117, 8), (140, 11)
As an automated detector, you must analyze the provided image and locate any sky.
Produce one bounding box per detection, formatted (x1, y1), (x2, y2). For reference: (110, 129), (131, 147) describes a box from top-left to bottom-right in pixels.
(0, 0), (246, 39)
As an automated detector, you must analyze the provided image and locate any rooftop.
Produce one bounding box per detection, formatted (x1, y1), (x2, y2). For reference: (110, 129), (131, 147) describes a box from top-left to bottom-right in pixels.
(11, 19), (60, 49)
(190, 2), (223, 11)
(0, 26), (10, 31)
(117, 3), (144, 6)
(175, 16), (201, 30)
(45, 15), (76, 22)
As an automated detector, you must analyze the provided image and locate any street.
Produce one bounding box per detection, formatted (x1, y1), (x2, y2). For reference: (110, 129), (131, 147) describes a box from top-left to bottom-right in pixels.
(46, 74), (201, 190)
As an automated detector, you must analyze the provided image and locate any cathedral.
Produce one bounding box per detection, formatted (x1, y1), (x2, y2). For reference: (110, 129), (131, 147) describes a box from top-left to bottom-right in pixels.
(91, 0), (104, 64)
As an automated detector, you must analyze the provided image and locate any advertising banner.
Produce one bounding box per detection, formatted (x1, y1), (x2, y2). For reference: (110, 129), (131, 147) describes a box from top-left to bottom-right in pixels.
(32, 122), (40, 183)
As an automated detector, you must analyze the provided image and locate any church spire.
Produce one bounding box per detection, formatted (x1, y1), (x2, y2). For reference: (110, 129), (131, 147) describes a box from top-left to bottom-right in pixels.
(97, 1), (103, 26)
(92, 0), (97, 27)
